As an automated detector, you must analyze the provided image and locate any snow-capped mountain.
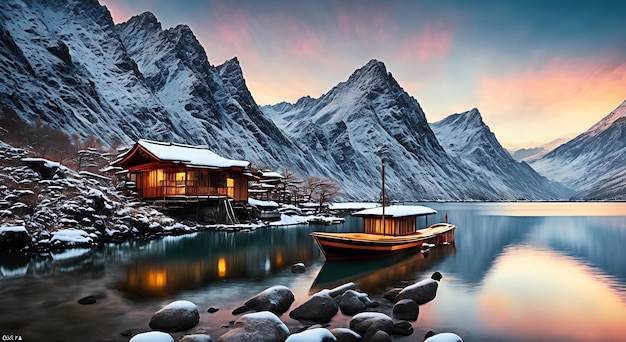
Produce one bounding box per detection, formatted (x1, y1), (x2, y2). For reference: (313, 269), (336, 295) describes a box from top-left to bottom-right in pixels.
(115, 12), (307, 168)
(0, 0), (176, 143)
(530, 100), (626, 200)
(510, 138), (569, 162)
(0, 0), (307, 169)
(265, 60), (569, 200)
(430, 109), (571, 200)
(0, 0), (582, 201)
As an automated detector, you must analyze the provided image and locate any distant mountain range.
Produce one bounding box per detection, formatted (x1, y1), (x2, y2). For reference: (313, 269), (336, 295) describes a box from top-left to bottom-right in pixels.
(1, 0), (624, 200)
(529, 100), (626, 200)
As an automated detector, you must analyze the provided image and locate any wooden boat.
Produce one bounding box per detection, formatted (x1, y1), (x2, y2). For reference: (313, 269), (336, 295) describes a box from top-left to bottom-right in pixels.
(310, 205), (455, 261)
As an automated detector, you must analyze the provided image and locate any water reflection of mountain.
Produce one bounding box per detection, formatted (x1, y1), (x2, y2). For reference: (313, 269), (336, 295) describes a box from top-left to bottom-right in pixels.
(434, 209), (540, 286)
(536, 216), (626, 285)
(429, 204), (626, 289)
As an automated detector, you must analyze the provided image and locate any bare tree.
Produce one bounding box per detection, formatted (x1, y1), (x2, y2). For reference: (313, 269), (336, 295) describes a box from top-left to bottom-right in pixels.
(302, 176), (341, 212)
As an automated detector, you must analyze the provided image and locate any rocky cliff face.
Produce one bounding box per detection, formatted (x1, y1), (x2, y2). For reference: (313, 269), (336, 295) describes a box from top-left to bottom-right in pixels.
(431, 108), (571, 200)
(530, 100), (626, 200)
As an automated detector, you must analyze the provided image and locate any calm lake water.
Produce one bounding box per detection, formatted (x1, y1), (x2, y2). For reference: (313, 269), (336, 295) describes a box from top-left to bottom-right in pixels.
(1, 202), (625, 342)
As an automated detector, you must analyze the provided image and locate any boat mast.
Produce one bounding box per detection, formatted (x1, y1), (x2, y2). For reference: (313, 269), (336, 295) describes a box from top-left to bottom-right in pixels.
(381, 157), (387, 235)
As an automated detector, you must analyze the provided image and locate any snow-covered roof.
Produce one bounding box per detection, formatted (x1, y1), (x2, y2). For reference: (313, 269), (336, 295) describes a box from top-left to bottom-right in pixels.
(248, 198), (279, 208)
(352, 205), (437, 217)
(261, 171), (284, 178)
(115, 139), (249, 169)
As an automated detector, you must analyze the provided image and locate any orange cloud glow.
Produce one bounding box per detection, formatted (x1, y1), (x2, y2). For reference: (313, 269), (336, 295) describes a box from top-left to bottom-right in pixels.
(476, 56), (626, 148)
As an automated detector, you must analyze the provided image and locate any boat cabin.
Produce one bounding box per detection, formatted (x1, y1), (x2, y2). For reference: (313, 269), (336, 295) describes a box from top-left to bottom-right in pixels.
(352, 205), (437, 235)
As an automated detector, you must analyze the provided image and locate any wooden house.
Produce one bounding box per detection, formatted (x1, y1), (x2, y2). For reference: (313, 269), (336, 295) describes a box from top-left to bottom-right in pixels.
(111, 140), (252, 223)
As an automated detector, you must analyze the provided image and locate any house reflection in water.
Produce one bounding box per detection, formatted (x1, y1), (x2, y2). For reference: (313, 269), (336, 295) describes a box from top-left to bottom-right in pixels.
(118, 246), (307, 298)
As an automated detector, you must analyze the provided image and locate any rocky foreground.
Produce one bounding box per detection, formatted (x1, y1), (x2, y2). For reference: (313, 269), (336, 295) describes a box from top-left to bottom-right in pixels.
(109, 271), (462, 342)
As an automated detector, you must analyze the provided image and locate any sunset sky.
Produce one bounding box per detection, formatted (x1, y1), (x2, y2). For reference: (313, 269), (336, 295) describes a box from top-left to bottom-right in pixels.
(101, 0), (626, 149)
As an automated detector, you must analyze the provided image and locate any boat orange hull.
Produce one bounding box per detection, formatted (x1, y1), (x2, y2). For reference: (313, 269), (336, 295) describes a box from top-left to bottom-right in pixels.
(310, 223), (456, 261)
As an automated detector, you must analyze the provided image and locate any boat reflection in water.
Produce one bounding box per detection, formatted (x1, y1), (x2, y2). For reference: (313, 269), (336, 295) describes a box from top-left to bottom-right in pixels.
(311, 244), (456, 294)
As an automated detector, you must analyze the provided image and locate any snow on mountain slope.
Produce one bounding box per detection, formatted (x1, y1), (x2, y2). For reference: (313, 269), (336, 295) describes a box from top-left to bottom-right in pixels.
(530, 100), (626, 200)
(265, 60), (568, 200)
(115, 12), (307, 168)
(431, 109), (571, 200)
(0, 0), (175, 143)
(510, 138), (569, 162)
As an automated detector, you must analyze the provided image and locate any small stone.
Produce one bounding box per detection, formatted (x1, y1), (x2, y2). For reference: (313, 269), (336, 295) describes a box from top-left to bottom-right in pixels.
(78, 296), (96, 305)
(207, 307), (219, 313)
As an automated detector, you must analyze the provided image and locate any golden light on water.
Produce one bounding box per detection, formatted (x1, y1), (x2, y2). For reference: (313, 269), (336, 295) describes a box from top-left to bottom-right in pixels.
(218, 257), (227, 278)
(146, 269), (167, 288)
(478, 246), (626, 341)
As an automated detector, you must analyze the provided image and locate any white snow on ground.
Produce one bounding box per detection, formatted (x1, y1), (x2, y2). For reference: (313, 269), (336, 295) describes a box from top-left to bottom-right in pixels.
(50, 229), (92, 245)
(0, 225), (27, 233)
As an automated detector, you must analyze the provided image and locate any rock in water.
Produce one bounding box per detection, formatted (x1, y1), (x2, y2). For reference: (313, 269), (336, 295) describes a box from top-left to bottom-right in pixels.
(149, 300), (200, 332)
(77, 296), (97, 305)
(179, 334), (214, 342)
(424, 331), (463, 342)
(392, 299), (419, 321)
(339, 289), (371, 315)
(233, 285), (295, 315)
(217, 311), (289, 342)
(289, 290), (339, 323)
(331, 328), (361, 342)
(285, 327), (336, 342)
(395, 272), (442, 305)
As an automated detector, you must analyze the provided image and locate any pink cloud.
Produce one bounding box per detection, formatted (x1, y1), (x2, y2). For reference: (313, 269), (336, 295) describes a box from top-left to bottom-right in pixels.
(335, 5), (392, 43)
(397, 23), (454, 61)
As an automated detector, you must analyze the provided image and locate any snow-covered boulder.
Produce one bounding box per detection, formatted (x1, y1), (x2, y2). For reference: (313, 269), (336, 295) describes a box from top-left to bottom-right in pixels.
(395, 272), (442, 305)
(0, 225), (32, 251)
(217, 311), (289, 342)
(232, 285), (295, 315)
(289, 289), (339, 323)
(286, 327), (336, 342)
(424, 331), (463, 342)
(129, 331), (174, 342)
(149, 300), (199, 332)
(339, 290), (372, 315)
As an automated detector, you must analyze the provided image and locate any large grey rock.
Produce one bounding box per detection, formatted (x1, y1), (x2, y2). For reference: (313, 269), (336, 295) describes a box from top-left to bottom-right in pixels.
(179, 334), (213, 342)
(339, 290), (371, 315)
(395, 272), (442, 305)
(392, 299), (419, 321)
(350, 313), (413, 342)
(369, 331), (391, 342)
(331, 328), (361, 342)
(218, 311), (289, 342)
(233, 285), (295, 315)
(149, 300), (200, 332)
(328, 282), (356, 297)
(289, 290), (339, 323)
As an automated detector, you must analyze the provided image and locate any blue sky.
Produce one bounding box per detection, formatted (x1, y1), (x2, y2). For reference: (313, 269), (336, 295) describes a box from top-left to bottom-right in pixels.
(101, 0), (626, 149)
